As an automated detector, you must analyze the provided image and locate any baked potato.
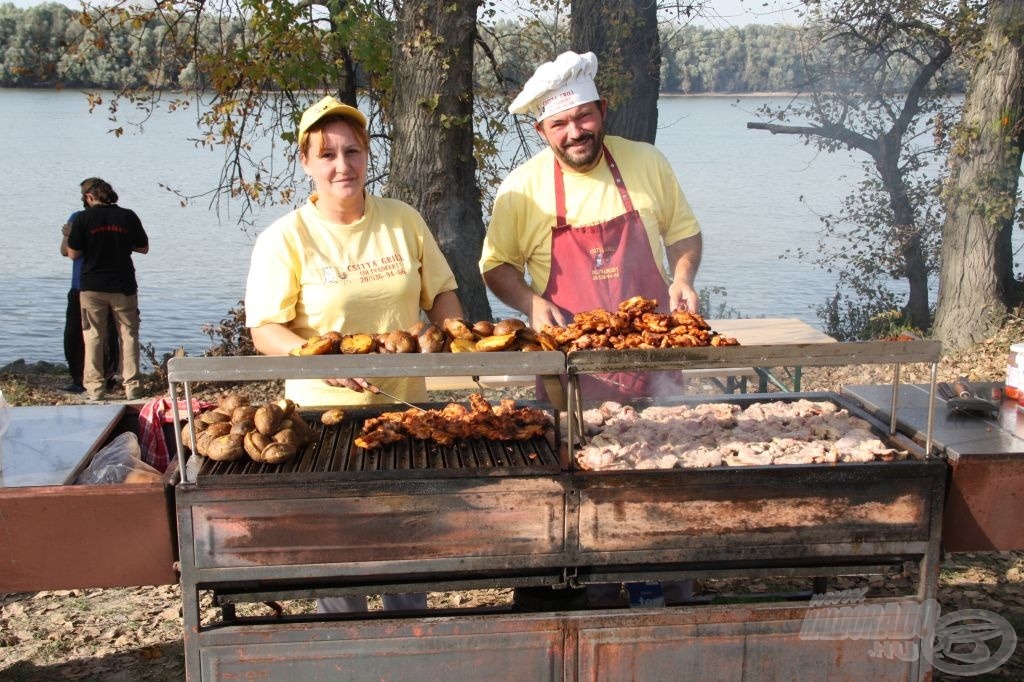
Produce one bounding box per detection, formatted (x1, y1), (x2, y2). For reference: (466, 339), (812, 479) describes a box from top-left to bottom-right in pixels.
(443, 318), (476, 341)
(321, 407), (346, 426)
(472, 320), (495, 337)
(475, 332), (517, 352)
(206, 434), (246, 462)
(492, 318), (527, 336)
(341, 333), (377, 354)
(417, 324), (447, 353)
(254, 403), (285, 436)
(450, 337), (477, 353)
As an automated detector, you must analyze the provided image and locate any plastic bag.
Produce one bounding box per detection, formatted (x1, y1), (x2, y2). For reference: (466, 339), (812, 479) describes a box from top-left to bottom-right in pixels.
(75, 432), (164, 485)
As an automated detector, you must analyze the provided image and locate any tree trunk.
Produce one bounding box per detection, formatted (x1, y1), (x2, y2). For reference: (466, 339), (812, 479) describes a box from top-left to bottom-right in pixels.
(570, 0), (660, 143)
(876, 139), (931, 329)
(388, 0), (491, 322)
(933, 0), (1024, 351)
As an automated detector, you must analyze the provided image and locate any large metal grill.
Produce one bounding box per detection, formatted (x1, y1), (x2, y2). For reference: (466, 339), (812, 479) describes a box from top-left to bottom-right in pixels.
(168, 342), (946, 682)
(194, 406), (561, 481)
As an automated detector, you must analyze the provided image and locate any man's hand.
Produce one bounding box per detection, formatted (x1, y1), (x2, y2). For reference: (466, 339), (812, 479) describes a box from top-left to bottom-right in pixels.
(530, 296), (571, 329)
(669, 281), (700, 313)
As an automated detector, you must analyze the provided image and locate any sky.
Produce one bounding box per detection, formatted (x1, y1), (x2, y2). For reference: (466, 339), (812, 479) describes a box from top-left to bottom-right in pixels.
(7, 0), (805, 26)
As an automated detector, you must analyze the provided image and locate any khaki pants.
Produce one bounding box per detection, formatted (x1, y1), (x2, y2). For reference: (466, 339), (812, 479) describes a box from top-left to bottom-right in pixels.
(80, 290), (141, 398)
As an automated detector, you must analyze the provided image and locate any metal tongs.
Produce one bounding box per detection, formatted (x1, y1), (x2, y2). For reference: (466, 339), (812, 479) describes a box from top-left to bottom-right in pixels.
(937, 377), (999, 417)
(368, 385), (426, 412)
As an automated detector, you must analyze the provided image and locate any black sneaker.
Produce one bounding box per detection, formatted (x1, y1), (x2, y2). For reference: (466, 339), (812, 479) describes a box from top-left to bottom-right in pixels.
(61, 383), (86, 394)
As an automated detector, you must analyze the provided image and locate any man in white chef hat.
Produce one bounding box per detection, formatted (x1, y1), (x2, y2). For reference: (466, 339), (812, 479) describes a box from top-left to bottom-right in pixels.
(479, 50), (704, 402)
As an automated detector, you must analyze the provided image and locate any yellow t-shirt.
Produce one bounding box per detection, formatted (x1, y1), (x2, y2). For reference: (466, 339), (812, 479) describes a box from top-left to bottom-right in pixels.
(479, 135), (701, 295)
(245, 194), (458, 407)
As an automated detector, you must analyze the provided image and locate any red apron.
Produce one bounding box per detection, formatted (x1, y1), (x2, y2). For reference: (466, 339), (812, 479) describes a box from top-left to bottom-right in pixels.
(540, 146), (682, 402)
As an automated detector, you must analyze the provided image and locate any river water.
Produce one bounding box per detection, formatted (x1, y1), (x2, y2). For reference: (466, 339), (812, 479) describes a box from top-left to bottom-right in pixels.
(1, 89), (874, 368)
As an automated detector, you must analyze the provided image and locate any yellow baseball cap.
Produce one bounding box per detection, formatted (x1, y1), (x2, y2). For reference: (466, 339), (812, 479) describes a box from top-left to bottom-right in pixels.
(298, 96), (367, 148)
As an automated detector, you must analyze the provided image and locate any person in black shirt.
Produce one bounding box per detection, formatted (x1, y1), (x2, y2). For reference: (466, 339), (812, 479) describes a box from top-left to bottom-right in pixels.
(66, 178), (149, 401)
(60, 205), (120, 394)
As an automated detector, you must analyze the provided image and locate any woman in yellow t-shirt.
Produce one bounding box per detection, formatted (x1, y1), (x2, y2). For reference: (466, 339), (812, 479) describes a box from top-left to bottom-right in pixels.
(245, 96), (464, 408)
(245, 96), (463, 614)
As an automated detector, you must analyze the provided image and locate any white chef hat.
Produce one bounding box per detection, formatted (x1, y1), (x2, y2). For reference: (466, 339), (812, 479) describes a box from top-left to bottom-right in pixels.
(508, 51), (600, 122)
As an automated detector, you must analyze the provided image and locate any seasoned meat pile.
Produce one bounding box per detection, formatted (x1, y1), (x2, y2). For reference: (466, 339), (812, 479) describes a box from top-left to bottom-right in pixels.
(355, 393), (551, 449)
(542, 295), (739, 351)
(576, 399), (906, 470)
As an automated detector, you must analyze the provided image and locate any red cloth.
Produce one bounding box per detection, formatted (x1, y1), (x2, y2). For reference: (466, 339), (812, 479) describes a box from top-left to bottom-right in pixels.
(138, 396), (214, 472)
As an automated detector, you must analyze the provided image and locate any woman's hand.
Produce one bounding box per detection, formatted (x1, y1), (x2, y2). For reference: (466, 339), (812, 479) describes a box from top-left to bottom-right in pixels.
(322, 377), (374, 393)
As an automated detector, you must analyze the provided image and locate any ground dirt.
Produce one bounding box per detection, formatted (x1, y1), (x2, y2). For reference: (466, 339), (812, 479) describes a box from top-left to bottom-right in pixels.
(3, 317), (1024, 680)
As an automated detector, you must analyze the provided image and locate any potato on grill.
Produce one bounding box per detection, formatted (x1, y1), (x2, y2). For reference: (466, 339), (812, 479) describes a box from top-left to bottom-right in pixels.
(443, 318), (476, 341)
(341, 333), (377, 354)
(184, 391), (316, 466)
(417, 324), (447, 353)
(289, 334), (339, 356)
(379, 330), (417, 353)
(492, 318), (526, 336)
(475, 332), (517, 352)
(206, 434), (246, 461)
(321, 408), (346, 426)
(472, 320), (495, 337)
(254, 403), (285, 435)
(450, 338), (477, 352)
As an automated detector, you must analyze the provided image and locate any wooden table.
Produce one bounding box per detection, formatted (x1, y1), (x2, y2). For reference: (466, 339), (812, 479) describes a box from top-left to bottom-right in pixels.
(703, 318), (836, 392)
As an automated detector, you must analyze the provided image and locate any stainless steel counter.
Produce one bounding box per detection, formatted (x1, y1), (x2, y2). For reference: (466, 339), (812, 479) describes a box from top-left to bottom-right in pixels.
(0, 404), (125, 487)
(842, 382), (1024, 459)
(843, 383), (1024, 551)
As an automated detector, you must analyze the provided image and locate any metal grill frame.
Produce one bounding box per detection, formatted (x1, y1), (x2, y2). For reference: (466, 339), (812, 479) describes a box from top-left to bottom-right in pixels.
(168, 342), (946, 682)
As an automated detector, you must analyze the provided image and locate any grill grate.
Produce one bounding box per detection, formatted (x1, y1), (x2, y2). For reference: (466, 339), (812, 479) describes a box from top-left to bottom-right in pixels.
(196, 408), (560, 480)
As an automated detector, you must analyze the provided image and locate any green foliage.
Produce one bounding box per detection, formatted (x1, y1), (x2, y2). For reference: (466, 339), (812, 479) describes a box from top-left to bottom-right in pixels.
(698, 286), (743, 320)
(200, 300), (256, 357)
(819, 289), (924, 341)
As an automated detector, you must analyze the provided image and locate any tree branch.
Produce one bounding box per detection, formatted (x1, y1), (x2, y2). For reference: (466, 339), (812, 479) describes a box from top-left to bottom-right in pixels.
(747, 121), (878, 155)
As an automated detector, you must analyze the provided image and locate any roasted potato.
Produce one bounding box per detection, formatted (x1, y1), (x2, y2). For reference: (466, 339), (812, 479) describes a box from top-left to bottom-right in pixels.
(244, 431), (273, 460)
(450, 337), (477, 352)
(443, 318), (476, 341)
(204, 422), (233, 439)
(195, 431), (215, 457)
(181, 423), (204, 452)
(394, 330), (418, 353)
(341, 333), (377, 354)
(407, 321), (428, 337)
(254, 403), (285, 435)
(198, 410), (230, 425)
(286, 412), (316, 444)
(472, 320), (495, 337)
(275, 398), (297, 417)
(230, 405), (257, 423)
(290, 334), (339, 356)
(259, 442), (298, 465)
(417, 324), (447, 353)
(492, 318), (527, 336)
(272, 428), (303, 449)
(217, 392), (249, 412)
(230, 419), (255, 435)
(475, 332), (517, 352)
(206, 434), (246, 462)
(321, 407), (346, 426)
